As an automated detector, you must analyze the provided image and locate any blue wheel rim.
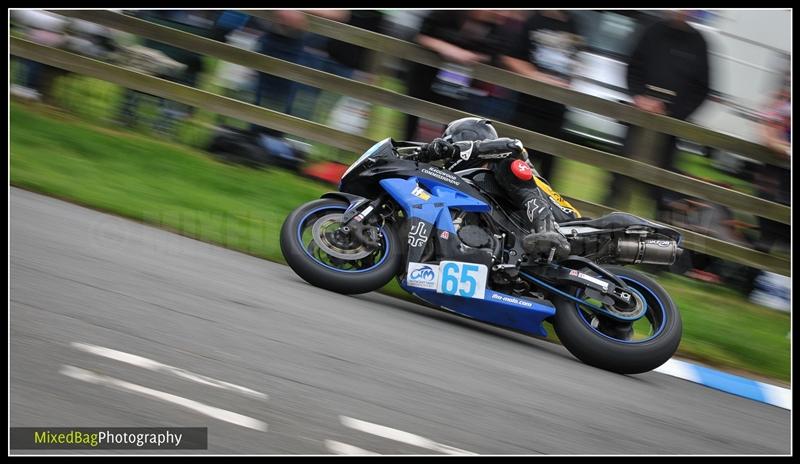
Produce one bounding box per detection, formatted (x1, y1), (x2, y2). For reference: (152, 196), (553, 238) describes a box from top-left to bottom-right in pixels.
(576, 275), (668, 344)
(296, 205), (390, 274)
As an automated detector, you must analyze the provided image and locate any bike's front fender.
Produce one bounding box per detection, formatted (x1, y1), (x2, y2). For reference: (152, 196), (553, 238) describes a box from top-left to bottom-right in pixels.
(320, 191), (372, 224)
(321, 191), (369, 206)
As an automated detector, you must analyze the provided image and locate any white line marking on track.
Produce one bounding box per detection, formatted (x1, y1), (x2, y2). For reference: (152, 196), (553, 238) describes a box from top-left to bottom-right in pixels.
(340, 416), (476, 455)
(324, 439), (380, 455)
(71, 342), (268, 400)
(60, 365), (268, 431)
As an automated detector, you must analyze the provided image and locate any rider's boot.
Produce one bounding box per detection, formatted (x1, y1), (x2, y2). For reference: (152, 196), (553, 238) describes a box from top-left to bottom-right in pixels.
(521, 197), (571, 261)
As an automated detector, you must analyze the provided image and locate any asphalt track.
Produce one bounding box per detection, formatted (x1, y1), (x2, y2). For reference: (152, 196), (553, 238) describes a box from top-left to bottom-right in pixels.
(9, 188), (791, 454)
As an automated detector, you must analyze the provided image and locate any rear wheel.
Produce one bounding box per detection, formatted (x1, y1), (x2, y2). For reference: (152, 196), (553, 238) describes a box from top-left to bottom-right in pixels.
(280, 198), (401, 294)
(552, 265), (682, 374)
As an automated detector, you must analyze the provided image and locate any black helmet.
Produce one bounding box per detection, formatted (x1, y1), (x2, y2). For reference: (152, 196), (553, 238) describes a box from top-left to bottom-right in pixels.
(442, 117), (498, 143)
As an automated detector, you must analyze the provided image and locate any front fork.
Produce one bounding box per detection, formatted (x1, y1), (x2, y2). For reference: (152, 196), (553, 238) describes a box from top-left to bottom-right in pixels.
(339, 194), (390, 248)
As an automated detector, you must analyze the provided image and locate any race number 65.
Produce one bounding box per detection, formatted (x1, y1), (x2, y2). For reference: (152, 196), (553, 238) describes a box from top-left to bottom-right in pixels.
(437, 261), (487, 299)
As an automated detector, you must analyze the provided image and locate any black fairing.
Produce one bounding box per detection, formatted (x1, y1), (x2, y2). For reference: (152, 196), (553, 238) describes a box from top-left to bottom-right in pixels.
(338, 140), (527, 270)
(339, 141), (487, 202)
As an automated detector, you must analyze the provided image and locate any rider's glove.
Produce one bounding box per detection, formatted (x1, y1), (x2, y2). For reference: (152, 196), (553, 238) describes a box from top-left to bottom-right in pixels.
(472, 138), (528, 161)
(508, 139), (529, 161)
(419, 138), (459, 162)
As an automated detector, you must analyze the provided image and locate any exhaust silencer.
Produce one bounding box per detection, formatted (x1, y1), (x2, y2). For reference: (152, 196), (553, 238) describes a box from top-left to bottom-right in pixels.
(615, 238), (680, 265)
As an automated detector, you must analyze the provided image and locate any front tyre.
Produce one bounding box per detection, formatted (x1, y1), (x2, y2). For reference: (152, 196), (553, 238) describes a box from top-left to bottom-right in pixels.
(280, 198), (401, 294)
(553, 266), (682, 374)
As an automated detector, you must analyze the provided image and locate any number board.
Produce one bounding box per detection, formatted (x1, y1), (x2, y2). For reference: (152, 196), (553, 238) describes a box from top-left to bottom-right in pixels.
(436, 261), (488, 299)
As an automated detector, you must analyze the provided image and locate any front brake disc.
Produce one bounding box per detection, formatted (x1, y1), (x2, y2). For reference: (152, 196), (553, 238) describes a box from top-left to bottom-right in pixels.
(311, 213), (374, 260)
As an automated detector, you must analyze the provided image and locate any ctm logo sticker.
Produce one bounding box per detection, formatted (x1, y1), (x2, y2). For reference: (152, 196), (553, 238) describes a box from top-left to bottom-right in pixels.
(407, 262), (439, 290)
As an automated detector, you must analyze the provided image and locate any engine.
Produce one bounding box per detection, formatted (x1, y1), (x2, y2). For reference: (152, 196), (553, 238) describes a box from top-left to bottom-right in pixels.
(457, 224), (493, 249)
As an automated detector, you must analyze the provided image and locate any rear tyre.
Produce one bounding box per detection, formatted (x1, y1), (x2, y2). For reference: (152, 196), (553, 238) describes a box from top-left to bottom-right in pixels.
(552, 266), (682, 374)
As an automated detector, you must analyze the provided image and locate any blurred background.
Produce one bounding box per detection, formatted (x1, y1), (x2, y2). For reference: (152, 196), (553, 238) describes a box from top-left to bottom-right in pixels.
(9, 9), (791, 382)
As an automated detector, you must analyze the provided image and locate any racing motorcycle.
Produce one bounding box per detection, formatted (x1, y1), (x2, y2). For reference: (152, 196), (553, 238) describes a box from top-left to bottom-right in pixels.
(280, 138), (683, 374)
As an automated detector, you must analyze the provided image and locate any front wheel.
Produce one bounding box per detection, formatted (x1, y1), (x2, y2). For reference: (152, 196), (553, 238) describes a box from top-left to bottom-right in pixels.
(552, 265), (682, 374)
(280, 198), (401, 294)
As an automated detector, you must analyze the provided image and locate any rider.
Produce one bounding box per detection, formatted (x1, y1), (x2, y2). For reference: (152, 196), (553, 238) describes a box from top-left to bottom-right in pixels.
(415, 117), (576, 261)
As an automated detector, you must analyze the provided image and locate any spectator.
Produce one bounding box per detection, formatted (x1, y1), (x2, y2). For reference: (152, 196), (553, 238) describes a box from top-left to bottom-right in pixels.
(754, 76), (791, 253)
(294, 10), (385, 130)
(500, 10), (583, 183)
(10, 10), (71, 104)
(250, 11), (342, 112)
(115, 10), (226, 137)
(405, 11), (512, 141)
(463, 12), (524, 124)
(62, 19), (119, 61)
(249, 10), (314, 128)
(249, 11), (380, 134)
(604, 10), (710, 214)
(320, 10), (384, 79)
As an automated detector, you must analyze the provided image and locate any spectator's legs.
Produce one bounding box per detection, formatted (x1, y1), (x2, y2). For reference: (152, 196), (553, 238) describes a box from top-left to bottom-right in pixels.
(255, 72), (296, 113)
(21, 59), (44, 91)
(320, 60), (359, 131)
(755, 206), (791, 254)
(604, 174), (627, 209)
(464, 90), (518, 124)
(740, 165), (789, 291)
(32, 64), (69, 105)
(321, 60), (362, 160)
(513, 101), (566, 183)
(153, 97), (183, 137)
(285, 35), (330, 121)
(252, 33), (308, 137)
(605, 125), (670, 211)
(117, 88), (143, 128)
(153, 73), (199, 138)
(756, 218), (779, 253)
(404, 114), (421, 140)
(754, 165), (791, 253)
(605, 123), (637, 209)
(404, 63), (440, 141)
(405, 95), (464, 142)
(653, 134), (678, 214)
(529, 116), (562, 182)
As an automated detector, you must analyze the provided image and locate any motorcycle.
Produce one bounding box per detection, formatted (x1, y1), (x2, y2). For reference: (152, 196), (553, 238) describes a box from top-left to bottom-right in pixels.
(280, 138), (683, 374)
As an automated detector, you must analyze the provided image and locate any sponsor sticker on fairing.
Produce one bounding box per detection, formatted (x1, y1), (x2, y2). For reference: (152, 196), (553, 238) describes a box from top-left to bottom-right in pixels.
(411, 186), (432, 201)
(421, 167), (461, 186)
(407, 262), (440, 290)
(490, 293), (533, 307)
(408, 222), (429, 247)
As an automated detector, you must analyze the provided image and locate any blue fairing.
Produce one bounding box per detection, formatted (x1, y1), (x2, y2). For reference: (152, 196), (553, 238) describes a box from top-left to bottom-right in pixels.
(384, 176), (555, 337)
(400, 281), (556, 337)
(379, 177), (490, 233)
